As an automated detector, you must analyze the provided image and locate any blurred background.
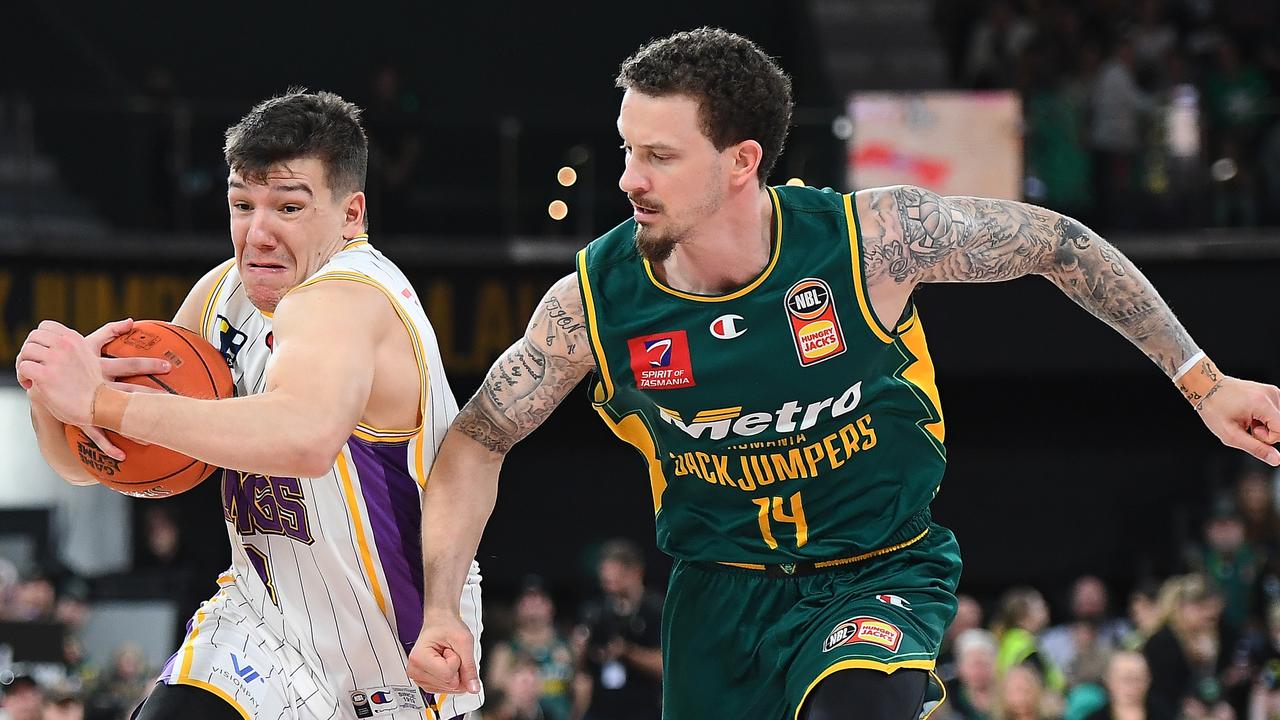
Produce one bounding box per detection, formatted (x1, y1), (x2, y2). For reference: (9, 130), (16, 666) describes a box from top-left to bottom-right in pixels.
(1, 1), (1279, 719)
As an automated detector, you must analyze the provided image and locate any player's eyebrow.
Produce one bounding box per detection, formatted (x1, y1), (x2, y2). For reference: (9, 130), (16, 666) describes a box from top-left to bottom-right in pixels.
(226, 179), (313, 197)
(618, 139), (679, 152)
(271, 183), (313, 197)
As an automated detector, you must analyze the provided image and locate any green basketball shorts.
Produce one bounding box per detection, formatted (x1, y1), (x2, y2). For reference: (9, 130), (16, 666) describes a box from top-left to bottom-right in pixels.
(660, 523), (962, 719)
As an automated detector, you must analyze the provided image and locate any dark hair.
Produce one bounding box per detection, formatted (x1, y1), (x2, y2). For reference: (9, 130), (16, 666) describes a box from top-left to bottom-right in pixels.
(598, 538), (644, 569)
(224, 88), (368, 197)
(616, 27), (793, 185)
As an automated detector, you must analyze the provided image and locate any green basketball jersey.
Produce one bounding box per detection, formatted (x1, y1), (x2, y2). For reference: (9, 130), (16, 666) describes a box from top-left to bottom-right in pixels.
(576, 185), (946, 564)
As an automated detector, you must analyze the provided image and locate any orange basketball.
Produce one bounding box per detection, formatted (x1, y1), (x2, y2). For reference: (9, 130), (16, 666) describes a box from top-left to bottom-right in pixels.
(63, 320), (234, 498)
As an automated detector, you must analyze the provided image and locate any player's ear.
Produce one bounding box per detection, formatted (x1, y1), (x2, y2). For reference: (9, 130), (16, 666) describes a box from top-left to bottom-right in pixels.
(728, 140), (763, 189)
(343, 191), (367, 237)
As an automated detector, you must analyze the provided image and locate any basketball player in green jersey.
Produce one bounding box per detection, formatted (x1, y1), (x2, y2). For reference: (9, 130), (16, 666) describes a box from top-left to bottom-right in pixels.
(409, 28), (1280, 720)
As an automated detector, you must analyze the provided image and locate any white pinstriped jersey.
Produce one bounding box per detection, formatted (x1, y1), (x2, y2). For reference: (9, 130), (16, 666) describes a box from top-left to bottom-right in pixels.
(160, 236), (483, 719)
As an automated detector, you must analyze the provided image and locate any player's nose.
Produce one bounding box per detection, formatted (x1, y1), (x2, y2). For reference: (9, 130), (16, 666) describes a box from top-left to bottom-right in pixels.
(618, 156), (649, 195)
(244, 211), (279, 249)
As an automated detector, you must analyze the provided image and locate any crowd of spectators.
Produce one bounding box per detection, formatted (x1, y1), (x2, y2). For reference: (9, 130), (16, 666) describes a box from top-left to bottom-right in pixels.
(5, 463), (1280, 720)
(939, 0), (1280, 230)
(932, 462), (1280, 720)
(482, 540), (665, 720)
(0, 565), (153, 720)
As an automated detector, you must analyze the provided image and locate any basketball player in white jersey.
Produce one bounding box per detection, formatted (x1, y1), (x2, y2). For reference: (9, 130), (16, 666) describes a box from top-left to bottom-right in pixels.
(17, 90), (484, 720)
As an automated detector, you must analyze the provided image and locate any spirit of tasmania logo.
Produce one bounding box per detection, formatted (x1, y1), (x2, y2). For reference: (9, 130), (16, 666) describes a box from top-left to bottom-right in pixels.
(627, 330), (696, 390)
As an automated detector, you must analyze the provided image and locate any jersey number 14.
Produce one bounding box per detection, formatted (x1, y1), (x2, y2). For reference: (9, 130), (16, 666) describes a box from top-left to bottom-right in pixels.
(751, 492), (808, 549)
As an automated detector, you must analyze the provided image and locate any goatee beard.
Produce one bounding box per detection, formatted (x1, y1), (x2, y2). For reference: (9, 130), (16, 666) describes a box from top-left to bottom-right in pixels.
(635, 225), (679, 263)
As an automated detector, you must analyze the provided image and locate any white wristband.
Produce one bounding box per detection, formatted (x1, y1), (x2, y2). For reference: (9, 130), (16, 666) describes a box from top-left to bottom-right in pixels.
(1173, 351), (1206, 382)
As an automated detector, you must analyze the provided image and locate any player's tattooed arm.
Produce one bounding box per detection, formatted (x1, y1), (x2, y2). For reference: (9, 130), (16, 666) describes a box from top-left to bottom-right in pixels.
(454, 273), (596, 453)
(857, 185), (1200, 378)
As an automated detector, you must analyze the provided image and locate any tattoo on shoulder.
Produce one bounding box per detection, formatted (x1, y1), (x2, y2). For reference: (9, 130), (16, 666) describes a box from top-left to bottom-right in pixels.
(857, 185), (1198, 377)
(455, 276), (592, 453)
(860, 186), (1054, 285)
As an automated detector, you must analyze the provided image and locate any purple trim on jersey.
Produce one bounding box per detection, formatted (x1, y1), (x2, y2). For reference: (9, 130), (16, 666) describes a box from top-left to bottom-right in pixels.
(347, 438), (426, 652)
(158, 649), (180, 682)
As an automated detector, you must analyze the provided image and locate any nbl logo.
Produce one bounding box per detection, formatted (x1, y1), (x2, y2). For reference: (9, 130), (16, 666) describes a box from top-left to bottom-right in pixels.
(784, 278), (847, 367)
(787, 282), (830, 318)
(351, 692), (373, 718)
(644, 338), (673, 367)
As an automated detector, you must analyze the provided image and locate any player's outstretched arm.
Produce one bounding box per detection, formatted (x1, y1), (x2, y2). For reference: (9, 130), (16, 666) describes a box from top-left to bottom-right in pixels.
(410, 272), (595, 695)
(855, 185), (1280, 465)
(21, 279), (388, 477)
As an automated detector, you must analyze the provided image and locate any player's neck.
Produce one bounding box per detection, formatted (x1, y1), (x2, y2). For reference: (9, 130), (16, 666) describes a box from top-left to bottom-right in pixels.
(655, 187), (772, 295)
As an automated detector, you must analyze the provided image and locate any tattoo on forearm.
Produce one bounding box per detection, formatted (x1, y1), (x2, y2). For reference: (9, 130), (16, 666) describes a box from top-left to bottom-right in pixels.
(859, 186), (1200, 377)
(454, 276), (592, 453)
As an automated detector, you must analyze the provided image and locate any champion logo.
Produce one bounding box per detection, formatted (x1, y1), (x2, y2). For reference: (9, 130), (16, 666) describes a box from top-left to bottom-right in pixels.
(876, 594), (911, 609)
(709, 314), (747, 340)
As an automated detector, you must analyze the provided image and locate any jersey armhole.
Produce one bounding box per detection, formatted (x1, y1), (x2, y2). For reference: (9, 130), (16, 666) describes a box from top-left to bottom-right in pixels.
(842, 193), (897, 345)
(293, 270), (429, 440)
(198, 259), (238, 339)
(576, 248), (615, 407)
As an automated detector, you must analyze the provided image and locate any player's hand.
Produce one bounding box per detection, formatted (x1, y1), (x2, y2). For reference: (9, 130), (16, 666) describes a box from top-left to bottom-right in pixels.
(21, 319), (171, 460)
(20, 320), (116, 427)
(407, 608), (481, 696)
(90, 318), (172, 380)
(1197, 376), (1280, 466)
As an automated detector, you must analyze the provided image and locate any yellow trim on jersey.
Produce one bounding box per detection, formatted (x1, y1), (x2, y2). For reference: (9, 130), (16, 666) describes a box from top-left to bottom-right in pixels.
(199, 259), (237, 338)
(923, 670), (949, 720)
(171, 592), (251, 719)
(842, 193), (894, 345)
(353, 425), (420, 443)
(215, 573), (235, 586)
(595, 408), (666, 514)
(431, 693), (449, 717)
(173, 593), (250, 720)
(576, 249), (616, 406)
(337, 451), (390, 617)
(178, 607), (206, 680)
(171, 677), (252, 720)
(640, 186), (783, 302)
(413, 429), (427, 489)
(794, 658), (937, 720)
(295, 270), (430, 436)
(718, 529), (929, 572)
(343, 233), (371, 250)
(896, 311), (945, 444)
